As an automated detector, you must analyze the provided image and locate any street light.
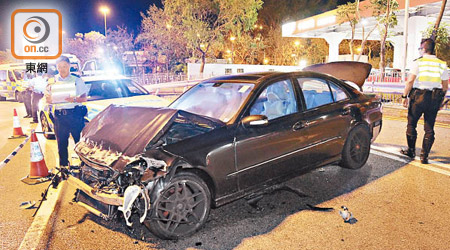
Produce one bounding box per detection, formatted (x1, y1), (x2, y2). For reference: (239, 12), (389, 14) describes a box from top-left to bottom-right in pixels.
(99, 6), (110, 37)
(356, 46), (362, 54)
(230, 36), (236, 64)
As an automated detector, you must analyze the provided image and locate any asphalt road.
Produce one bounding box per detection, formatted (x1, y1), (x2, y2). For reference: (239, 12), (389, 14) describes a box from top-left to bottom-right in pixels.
(1, 100), (449, 250)
(47, 109), (450, 249)
(0, 101), (58, 250)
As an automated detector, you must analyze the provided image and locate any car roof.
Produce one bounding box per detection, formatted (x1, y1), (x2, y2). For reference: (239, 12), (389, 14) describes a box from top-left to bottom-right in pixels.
(0, 63), (26, 70)
(81, 74), (129, 83)
(201, 71), (341, 86)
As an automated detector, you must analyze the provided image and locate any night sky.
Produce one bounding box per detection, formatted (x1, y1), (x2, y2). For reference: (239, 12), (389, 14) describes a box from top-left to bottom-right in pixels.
(0, 0), (352, 50)
(0, 0), (162, 50)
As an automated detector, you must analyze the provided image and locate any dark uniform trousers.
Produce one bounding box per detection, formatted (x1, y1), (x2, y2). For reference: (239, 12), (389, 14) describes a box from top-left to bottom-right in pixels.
(23, 90), (32, 116)
(31, 92), (44, 122)
(406, 88), (445, 157)
(53, 107), (85, 166)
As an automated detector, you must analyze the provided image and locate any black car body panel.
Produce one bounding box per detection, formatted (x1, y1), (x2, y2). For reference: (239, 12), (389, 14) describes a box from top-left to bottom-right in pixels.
(70, 62), (382, 238)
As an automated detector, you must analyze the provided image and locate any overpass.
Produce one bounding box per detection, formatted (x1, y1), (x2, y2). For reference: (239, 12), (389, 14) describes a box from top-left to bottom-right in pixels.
(282, 0), (450, 70)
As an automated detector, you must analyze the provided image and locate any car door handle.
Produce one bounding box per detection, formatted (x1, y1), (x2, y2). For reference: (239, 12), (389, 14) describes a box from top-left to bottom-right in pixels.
(293, 121), (308, 130)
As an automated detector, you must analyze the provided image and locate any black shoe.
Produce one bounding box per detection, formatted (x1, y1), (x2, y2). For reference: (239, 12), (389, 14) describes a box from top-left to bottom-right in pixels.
(400, 148), (415, 158)
(23, 115), (32, 118)
(420, 157), (429, 164)
(30, 120), (38, 124)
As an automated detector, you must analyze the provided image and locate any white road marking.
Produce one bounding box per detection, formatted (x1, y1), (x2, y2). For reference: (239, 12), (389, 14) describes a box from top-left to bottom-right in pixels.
(18, 181), (66, 250)
(371, 146), (450, 177)
(372, 145), (450, 170)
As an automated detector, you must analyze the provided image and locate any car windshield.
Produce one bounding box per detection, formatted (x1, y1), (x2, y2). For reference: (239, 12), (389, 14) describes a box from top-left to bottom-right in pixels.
(170, 82), (254, 123)
(86, 79), (148, 101)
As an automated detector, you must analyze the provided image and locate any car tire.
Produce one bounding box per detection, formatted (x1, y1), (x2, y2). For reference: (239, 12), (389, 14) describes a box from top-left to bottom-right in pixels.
(40, 113), (55, 139)
(340, 125), (371, 170)
(146, 172), (211, 240)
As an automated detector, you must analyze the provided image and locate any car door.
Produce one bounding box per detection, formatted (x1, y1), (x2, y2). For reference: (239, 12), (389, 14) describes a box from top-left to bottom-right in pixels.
(233, 78), (313, 190)
(296, 76), (353, 164)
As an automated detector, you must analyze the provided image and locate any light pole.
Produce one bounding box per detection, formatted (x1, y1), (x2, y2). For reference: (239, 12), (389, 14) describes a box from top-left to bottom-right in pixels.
(166, 24), (172, 77)
(230, 36), (236, 64)
(99, 6), (110, 37)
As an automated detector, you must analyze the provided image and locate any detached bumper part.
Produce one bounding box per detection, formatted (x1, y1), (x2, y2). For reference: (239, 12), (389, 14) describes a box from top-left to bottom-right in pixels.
(118, 185), (141, 226)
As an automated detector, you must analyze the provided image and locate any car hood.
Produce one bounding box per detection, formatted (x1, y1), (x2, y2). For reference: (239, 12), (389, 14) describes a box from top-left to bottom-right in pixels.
(84, 94), (170, 121)
(304, 61), (372, 88)
(75, 105), (223, 169)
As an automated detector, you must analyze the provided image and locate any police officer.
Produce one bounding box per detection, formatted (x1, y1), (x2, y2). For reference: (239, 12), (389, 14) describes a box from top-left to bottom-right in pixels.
(22, 73), (33, 118)
(45, 56), (88, 167)
(29, 72), (48, 123)
(401, 38), (448, 164)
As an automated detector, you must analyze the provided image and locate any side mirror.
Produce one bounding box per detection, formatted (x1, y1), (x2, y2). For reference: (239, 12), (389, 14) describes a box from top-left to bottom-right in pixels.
(242, 115), (268, 128)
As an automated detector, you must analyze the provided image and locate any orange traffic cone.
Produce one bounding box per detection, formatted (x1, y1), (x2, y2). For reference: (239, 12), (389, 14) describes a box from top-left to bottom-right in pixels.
(21, 131), (51, 185)
(9, 108), (27, 139)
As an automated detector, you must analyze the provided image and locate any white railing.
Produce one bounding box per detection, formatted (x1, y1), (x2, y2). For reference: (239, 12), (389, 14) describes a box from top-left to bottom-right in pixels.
(131, 73), (217, 86)
(366, 71), (405, 83)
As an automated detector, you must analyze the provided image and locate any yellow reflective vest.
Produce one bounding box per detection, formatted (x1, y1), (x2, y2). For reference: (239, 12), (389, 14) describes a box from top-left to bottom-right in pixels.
(415, 57), (447, 89)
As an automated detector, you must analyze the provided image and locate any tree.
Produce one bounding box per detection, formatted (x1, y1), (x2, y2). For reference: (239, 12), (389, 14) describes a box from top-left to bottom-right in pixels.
(64, 31), (105, 65)
(163, 0), (263, 73)
(139, 4), (189, 74)
(371, 0), (398, 78)
(105, 26), (135, 73)
(258, 0), (334, 66)
(430, 0), (447, 41)
(423, 22), (449, 58)
(337, 1), (360, 61)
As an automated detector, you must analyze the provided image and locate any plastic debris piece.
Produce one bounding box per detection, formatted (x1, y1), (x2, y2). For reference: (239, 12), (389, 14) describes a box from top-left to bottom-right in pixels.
(19, 201), (36, 209)
(306, 204), (334, 212)
(118, 185), (141, 227)
(339, 206), (358, 224)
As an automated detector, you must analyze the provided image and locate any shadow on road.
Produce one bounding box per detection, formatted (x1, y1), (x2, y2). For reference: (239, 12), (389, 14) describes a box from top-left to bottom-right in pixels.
(67, 154), (405, 250)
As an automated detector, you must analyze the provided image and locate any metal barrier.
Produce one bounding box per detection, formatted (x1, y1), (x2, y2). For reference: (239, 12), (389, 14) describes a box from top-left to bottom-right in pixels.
(131, 73), (215, 85)
(367, 71), (404, 83)
(131, 71), (450, 111)
(367, 71), (450, 84)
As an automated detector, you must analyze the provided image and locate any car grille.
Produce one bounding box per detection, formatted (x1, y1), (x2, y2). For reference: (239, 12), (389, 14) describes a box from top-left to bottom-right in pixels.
(80, 162), (115, 186)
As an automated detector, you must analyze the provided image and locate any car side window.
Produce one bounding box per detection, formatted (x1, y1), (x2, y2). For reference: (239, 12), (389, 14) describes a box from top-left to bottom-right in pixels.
(329, 81), (349, 102)
(249, 79), (297, 120)
(8, 71), (15, 82)
(297, 77), (333, 109)
(0, 70), (6, 81)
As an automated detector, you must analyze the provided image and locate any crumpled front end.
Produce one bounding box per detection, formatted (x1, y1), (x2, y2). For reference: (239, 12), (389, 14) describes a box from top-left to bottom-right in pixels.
(68, 104), (178, 223)
(68, 104), (223, 227)
(67, 155), (169, 224)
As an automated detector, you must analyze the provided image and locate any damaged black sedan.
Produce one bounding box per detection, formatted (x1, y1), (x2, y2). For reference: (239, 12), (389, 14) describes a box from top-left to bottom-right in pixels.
(67, 62), (382, 239)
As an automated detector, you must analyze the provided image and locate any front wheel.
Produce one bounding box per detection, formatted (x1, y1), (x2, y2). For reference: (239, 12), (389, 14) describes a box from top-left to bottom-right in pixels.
(340, 125), (371, 169)
(146, 172), (211, 239)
